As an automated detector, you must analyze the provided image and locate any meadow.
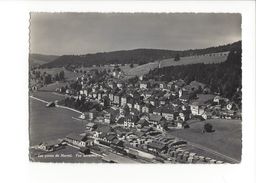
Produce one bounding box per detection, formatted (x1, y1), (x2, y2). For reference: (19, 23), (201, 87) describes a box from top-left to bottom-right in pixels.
(168, 119), (242, 162)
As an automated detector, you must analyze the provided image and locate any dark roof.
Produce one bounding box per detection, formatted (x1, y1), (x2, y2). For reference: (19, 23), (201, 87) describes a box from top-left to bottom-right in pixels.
(106, 134), (117, 142)
(117, 117), (125, 124)
(180, 94), (190, 101)
(138, 119), (149, 125)
(96, 125), (112, 133)
(66, 133), (87, 141)
(147, 141), (166, 150)
(161, 107), (174, 114)
(149, 114), (163, 122)
(153, 107), (162, 113)
(86, 122), (97, 128)
(104, 107), (119, 115)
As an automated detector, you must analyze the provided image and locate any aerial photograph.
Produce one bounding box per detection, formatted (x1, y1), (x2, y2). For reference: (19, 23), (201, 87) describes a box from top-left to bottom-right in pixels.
(29, 13), (242, 164)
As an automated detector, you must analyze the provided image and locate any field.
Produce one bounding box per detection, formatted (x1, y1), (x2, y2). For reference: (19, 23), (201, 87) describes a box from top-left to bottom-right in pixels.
(124, 51), (229, 78)
(76, 64), (138, 74)
(29, 98), (84, 146)
(34, 68), (83, 81)
(167, 119), (242, 162)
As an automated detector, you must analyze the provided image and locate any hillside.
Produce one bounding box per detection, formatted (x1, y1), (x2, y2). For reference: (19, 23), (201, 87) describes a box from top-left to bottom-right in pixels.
(29, 54), (59, 66)
(41, 41), (241, 68)
(125, 51), (229, 78)
(145, 45), (242, 100)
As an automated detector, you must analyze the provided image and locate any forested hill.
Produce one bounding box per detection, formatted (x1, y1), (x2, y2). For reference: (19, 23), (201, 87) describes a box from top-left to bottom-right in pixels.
(29, 54), (59, 67)
(42, 41), (241, 68)
(146, 43), (242, 101)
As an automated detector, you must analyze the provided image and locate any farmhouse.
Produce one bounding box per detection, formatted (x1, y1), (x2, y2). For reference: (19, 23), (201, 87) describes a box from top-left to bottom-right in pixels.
(147, 141), (167, 154)
(65, 133), (91, 148)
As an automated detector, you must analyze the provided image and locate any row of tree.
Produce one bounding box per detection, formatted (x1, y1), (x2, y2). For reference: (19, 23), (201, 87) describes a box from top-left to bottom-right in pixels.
(146, 49), (242, 103)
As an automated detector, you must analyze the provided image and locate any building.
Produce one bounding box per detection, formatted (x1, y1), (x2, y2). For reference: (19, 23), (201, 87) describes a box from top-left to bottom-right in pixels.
(190, 102), (206, 116)
(65, 133), (91, 148)
(103, 108), (119, 124)
(148, 114), (165, 126)
(142, 103), (154, 114)
(85, 122), (97, 131)
(147, 141), (167, 154)
(124, 115), (139, 128)
(140, 81), (148, 89)
(161, 108), (174, 120)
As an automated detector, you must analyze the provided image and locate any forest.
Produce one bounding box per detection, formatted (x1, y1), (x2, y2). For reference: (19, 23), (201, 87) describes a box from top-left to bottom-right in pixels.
(146, 46), (242, 104)
(41, 41), (241, 68)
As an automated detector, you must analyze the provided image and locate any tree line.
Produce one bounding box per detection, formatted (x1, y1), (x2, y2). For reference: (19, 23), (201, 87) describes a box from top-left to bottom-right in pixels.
(146, 48), (242, 104)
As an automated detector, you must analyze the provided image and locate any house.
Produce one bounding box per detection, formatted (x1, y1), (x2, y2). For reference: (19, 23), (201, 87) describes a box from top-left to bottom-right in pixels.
(117, 81), (124, 89)
(179, 94), (190, 103)
(136, 119), (150, 129)
(65, 133), (91, 147)
(127, 96), (135, 109)
(142, 103), (154, 113)
(159, 82), (167, 89)
(38, 139), (62, 151)
(99, 133), (117, 146)
(108, 91), (115, 102)
(95, 125), (113, 138)
(130, 108), (140, 117)
(88, 108), (99, 120)
(124, 115), (139, 128)
(114, 91), (124, 106)
(179, 110), (191, 121)
(189, 80), (206, 91)
(159, 97), (168, 105)
(167, 81), (174, 89)
(97, 90), (104, 100)
(134, 101), (144, 112)
(148, 114), (165, 126)
(140, 126), (153, 133)
(174, 79), (186, 89)
(161, 107), (174, 120)
(119, 104), (130, 117)
(156, 120), (167, 131)
(116, 116), (125, 125)
(153, 107), (162, 116)
(145, 90), (154, 99)
(147, 141), (167, 154)
(103, 108), (119, 124)
(140, 81), (149, 89)
(111, 139), (124, 148)
(148, 97), (158, 106)
(190, 102), (206, 116)
(121, 94), (128, 106)
(85, 122), (97, 131)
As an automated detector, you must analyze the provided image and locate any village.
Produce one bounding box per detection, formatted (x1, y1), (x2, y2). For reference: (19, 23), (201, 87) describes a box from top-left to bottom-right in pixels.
(30, 62), (241, 163)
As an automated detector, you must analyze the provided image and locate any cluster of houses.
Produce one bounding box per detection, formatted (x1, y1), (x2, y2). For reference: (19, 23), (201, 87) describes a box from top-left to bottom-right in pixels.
(58, 69), (241, 133)
(40, 68), (240, 163)
(37, 121), (225, 163)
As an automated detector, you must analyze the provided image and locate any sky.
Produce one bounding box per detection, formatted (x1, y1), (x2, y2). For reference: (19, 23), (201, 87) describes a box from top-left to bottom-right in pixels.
(30, 13), (241, 55)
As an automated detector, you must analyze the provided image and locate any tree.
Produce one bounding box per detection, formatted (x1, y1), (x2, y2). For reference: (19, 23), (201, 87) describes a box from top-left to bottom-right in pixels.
(174, 53), (180, 61)
(59, 71), (65, 80)
(202, 123), (215, 133)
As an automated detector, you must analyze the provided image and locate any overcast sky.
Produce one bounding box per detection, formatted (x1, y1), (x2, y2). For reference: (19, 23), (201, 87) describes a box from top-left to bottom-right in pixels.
(30, 13), (241, 55)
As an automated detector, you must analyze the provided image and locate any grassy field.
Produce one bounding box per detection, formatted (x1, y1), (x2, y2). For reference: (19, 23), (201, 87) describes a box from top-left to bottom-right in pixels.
(34, 68), (83, 80)
(31, 90), (66, 102)
(167, 119), (242, 161)
(29, 98), (84, 146)
(124, 52), (229, 78)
